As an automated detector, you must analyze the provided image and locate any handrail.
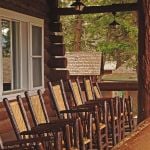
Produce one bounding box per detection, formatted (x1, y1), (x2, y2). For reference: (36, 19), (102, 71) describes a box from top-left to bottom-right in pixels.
(99, 81), (138, 91)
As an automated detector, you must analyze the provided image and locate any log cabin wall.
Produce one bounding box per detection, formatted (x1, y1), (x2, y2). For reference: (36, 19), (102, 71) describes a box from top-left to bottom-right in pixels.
(0, 0), (67, 142)
(46, 0), (69, 81)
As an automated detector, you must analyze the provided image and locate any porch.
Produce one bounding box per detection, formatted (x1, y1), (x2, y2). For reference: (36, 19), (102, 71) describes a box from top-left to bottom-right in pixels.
(0, 0), (150, 149)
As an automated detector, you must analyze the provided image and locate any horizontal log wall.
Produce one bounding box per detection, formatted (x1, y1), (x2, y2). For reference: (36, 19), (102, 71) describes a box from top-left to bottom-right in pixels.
(0, 0), (66, 142)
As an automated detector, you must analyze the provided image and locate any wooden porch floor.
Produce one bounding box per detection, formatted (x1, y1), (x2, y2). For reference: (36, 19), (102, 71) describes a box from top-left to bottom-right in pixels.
(113, 118), (150, 150)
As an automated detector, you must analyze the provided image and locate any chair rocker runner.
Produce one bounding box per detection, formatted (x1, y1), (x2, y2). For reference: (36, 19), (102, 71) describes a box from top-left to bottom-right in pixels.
(0, 134), (62, 150)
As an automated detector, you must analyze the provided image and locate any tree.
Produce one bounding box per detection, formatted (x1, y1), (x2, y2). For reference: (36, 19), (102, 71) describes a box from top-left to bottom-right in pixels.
(2, 20), (10, 57)
(60, 0), (138, 68)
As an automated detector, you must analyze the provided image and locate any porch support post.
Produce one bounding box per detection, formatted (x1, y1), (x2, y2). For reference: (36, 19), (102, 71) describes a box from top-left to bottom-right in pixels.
(138, 0), (150, 122)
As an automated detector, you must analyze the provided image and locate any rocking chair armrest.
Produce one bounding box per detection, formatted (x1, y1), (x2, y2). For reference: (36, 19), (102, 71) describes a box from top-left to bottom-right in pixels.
(96, 97), (115, 101)
(84, 100), (103, 105)
(3, 136), (52, 146)
(60, 107), (94, 114)
(31, 123), (63, 133)
(72, 106), (95, 112)
(71, 104), (97, 110)
(31, 118), (77, 133)
(50, 118), (76, 125)
(20, 130), (38, 136)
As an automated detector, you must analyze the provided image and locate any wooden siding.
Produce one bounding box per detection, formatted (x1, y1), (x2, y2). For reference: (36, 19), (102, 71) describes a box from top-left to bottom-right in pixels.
(0, 0), (67, 142)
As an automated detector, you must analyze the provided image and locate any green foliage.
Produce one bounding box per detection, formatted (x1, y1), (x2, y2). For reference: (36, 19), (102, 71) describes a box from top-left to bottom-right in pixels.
(2, 20), (10, 57)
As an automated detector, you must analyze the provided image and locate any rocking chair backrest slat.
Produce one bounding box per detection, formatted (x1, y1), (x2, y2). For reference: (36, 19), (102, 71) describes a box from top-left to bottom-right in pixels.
(10, 102), (27, 132)
(93, 82), (103, 99)
(52, 85), (66, 111)
(37, 89), (50, 123)
(30, 95), (46, 124)
(17, 95), (32, 131)
(60, 80), (70, 111)
(3, 98), (30, 140)
(48, 80), (70, 119)
(69, 80), (83, 106)
(24, 90), (49, 126)
(83, 77), (95, 101)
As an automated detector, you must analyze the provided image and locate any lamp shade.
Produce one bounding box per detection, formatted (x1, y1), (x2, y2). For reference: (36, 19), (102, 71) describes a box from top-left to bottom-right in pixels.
(109, 12), (120, 29)
(71, 0), (85, 11)
(109, 20), (120, 29)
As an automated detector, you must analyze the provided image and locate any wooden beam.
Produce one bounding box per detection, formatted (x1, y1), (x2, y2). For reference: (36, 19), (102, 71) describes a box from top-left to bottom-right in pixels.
(50, 35), (63, 43)
(48, 69), (69, 81)
(57, 3), (138, 16)
(75, 81), (138, 92)
(48, 43), (66, 56)
(98, 81), (138, 91)
(47, 57), (67, 68)
(49, 22), (62, 32)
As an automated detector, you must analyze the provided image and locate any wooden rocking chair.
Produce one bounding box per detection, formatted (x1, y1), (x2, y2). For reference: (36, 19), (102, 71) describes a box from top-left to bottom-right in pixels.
(3, 97), (79, 150)
(3, 98), (64, 150)
(68, 79), (109, 150)
(24, 90), (80, 150)
(93, 79), (134, 137)
(83, 77), (121, 146)
(48, 80), (93, 150)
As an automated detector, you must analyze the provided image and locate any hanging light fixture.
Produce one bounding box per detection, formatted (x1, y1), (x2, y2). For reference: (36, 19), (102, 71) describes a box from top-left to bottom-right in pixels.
(109, 12), (120, 29)
(71, 0), (86, 11)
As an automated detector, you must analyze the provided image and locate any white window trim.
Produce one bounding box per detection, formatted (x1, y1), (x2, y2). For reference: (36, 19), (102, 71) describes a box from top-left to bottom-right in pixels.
(29, 22), (44, 90)
(0, 19), (2, 96)
(0, 8), (44, 99)
(1, 88), (45, 101)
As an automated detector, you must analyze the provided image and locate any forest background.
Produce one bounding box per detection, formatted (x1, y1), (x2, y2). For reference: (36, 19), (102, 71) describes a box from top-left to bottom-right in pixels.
(59, 0), (138, 69)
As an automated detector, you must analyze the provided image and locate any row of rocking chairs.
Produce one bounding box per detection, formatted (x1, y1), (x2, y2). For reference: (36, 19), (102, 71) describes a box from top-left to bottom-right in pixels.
(0, 77), (135, 150)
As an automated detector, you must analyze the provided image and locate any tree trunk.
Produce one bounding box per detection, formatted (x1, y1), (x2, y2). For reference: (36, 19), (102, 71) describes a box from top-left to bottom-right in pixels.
(74, 15), (83, 51)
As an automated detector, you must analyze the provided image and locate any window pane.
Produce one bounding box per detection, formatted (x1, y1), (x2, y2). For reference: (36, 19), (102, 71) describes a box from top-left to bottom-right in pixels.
(2, 20), (21, 91)
(2, 20), (11, 91)
(32, 26), (42, 56)
(32, 58), (42, 87)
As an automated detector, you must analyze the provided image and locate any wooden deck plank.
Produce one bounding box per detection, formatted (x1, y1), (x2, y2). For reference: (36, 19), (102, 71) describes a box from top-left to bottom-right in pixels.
(113, 118), (150, 150)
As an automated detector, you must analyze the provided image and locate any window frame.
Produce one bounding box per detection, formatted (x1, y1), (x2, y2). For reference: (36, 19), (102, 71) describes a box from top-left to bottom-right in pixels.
(29, 22), (44, 90)
(0, 8), (44, 99)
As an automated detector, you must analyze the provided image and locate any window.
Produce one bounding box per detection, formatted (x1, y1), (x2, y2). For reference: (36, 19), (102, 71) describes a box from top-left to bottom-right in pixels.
(31, 25), (43, 88)
(0, 8), (44, 97)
